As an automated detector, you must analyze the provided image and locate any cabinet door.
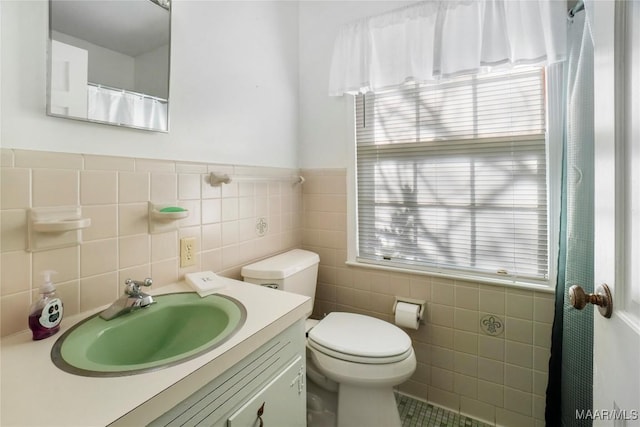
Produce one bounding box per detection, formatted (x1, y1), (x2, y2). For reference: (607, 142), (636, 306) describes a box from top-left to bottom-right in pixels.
(227, 356), (305, 427)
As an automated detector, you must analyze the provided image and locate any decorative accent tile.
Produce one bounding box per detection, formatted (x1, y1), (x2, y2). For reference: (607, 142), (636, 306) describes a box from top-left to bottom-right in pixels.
(480, 314), (504, 336)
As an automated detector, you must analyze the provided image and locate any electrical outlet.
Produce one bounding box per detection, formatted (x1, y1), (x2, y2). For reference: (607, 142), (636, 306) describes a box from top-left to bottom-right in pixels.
(180, 237), (196, 268)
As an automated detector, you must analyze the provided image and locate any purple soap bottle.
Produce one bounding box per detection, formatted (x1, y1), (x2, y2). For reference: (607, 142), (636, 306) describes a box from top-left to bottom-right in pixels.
(28, 271), (63, 340)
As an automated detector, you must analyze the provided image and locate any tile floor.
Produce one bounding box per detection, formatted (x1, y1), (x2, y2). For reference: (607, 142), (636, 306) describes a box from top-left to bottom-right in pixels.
(396, 394), (493, 427)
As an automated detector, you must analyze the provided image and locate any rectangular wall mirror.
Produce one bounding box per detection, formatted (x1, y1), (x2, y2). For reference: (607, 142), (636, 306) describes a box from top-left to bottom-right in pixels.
(47, 0), (171, 132)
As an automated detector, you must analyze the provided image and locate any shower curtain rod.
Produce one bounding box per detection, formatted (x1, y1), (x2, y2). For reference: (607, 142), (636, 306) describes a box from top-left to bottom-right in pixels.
(568, 0), (584, 18)
(88, 82), (168, 103)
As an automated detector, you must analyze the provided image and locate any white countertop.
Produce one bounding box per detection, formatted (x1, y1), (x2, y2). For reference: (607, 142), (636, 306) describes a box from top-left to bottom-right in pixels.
(0, 279), (312, 427)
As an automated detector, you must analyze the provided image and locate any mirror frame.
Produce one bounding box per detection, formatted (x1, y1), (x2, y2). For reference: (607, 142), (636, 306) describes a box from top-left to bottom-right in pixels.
(46, 0), (171, 133)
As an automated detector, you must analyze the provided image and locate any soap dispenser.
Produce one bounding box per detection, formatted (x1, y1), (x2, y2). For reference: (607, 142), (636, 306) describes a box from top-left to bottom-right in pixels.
(28, 270), (64, 340)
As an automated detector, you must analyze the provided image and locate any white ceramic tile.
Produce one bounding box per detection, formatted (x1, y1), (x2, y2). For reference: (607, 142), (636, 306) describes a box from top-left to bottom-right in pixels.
(1, 292), (30, 336)
(119, 235), (150, 268)
(178, 174), (201, 200)
(1, 168), (30, 209)
(496, 407), (535, 427)
(429, 324), (454, 349)
(119, 172), (149, 203)
(454, 373), (478, 398)
(454, 330), (478, 355)
(1, 210), (28, 252)
(430, 304), (454, 328)
(477, 357), (504, 384)
(455, 284), (479, 310)
(81, 171), (117, 205)
(503, 387), (533, 416)
(32, 246), (79, 285)
(81, 239), (118, 277)
(118, 203), (148, 236)
(505, 364), (533, 393)
(477, 379), (504, 407)
(478, 335), (505, 361)
(533, 296), (555, 323)
(151, 172), (177, 203)
(135, 159), (175, 173)
(84, 155), (134, 171)
(202, 199), (221, 224)
(460, 397), (495, 425)
(221, 198), (238, 222)
(202, 223), (222, 251)
(454, 308), (478, 333)
(151, 231), (177, 262)
(151, 259), (178, 287)
(79, 272), (118, 312)
(1, 149), (15, 167)
(505, 341), (533, 368)
(1, 251), (31, 295)
(533, 346), (550, 373)
(432, 280), (455, 305)
(533, 370), (548, 397)
(430, 366), (454, 392)
(454, 352), (478, 377)
(32, 169), (78, 207)
(82, 205), (117, 241)
(505, 317), (534, 344)
(222, 221), (239, 246)
(506, 290), (534, 320)
(533, 321), (552, 348)
(479, 288), (506, 314)
(427, 386), (460, 413)
(14, 150), (82, 170)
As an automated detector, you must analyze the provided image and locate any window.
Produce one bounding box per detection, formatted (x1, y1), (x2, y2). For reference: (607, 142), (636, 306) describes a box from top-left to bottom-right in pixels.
(354, 68), (550, 286)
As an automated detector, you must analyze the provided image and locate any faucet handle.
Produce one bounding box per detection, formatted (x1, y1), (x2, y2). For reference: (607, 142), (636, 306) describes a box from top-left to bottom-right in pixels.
(124, 278), (153, 295)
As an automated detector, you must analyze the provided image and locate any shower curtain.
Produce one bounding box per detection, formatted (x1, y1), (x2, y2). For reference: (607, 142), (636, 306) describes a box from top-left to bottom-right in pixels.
(87, 85), (168, 130)
(546, 7), (594, 426)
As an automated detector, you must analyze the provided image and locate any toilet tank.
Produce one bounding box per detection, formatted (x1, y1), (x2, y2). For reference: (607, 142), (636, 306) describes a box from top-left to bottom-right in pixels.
(241, 249), (320, 304)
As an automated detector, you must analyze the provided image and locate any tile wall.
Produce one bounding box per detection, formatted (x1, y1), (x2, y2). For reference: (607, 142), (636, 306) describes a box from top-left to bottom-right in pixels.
(301, 168), (554, 427)
(0, 151), (554, 427)
(0, 149), (302, 336)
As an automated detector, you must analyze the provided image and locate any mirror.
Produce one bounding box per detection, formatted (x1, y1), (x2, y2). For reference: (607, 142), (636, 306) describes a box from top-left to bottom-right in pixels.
(47, 0), (171, 132)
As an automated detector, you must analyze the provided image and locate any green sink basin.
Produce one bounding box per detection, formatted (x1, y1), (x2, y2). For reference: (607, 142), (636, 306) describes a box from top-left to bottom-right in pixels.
(51, 293), (246, 377)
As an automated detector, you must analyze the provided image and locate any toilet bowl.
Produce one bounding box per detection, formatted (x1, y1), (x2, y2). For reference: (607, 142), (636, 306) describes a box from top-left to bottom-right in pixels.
(242, 250), (417, 427)
(307, 312), (416, 427)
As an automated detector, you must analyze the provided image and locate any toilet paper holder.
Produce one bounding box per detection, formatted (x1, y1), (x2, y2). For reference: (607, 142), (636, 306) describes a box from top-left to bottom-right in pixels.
(393, 297), (426, 322)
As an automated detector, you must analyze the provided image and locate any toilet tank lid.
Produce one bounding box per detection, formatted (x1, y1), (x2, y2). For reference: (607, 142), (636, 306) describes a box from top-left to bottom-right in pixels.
(241, 249), (320, 280)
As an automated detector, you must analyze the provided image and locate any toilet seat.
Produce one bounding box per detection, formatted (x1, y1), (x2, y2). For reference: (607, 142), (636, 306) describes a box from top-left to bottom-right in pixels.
(307, 312), (413, 364)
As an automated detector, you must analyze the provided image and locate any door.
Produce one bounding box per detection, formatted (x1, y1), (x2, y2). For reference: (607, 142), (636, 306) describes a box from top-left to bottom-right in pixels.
(49, 40), (88, 118)
(592, 0), (640, 424)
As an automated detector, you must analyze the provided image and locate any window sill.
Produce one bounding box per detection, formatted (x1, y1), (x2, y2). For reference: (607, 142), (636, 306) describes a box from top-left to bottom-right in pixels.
(344, 259), (555, 294)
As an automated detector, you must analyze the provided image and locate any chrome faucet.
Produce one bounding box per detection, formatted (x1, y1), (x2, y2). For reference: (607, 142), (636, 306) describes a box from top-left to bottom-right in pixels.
(100, 278), (155, 320)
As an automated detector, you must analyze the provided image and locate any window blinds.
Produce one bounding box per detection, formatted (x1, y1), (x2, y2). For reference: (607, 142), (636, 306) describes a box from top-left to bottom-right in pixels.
(355, 68), (548, 283)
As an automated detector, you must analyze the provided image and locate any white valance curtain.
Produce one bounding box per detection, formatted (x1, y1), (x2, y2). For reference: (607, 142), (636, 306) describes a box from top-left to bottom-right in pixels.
(329, 0), (567, 95)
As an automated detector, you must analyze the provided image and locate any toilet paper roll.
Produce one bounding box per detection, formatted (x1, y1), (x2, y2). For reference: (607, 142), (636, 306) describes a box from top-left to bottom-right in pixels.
(395, 301), (421, 330)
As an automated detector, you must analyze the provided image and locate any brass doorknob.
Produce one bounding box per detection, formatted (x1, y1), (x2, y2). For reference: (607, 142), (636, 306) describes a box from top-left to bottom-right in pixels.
(569, 283), (612, 318)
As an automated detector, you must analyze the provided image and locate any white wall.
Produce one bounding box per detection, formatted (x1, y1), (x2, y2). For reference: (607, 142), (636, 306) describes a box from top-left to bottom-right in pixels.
(297, 1), (413, 169)
(1, 1), (299, 168)
(53, 30), (137, 93)
(2, 0), (416, 169)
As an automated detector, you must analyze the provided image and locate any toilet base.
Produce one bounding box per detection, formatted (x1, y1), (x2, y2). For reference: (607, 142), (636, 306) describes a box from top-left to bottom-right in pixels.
(337, 384), (401, 427)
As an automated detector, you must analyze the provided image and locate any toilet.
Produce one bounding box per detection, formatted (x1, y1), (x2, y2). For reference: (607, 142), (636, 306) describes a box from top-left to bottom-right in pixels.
(242, 249), (417, 427)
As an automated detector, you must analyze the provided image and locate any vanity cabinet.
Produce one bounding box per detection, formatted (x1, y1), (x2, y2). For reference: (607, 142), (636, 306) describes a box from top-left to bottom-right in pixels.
(149, 321), (306, 427)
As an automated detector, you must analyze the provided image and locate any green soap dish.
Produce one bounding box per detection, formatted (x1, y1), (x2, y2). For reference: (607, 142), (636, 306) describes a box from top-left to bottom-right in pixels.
(152, 206), (189, 220)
